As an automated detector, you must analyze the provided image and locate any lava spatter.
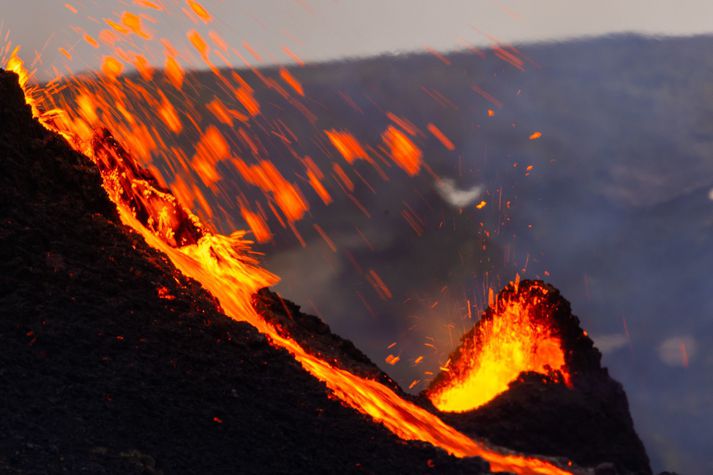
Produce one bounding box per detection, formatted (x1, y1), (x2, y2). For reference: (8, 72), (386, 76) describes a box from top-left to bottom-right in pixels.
(427, 279), (572, 413)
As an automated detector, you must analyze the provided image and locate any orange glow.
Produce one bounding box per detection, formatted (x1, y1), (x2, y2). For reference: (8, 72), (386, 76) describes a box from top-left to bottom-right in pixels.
(83, 33), (99, 48)
(206, 97), (247, 125)
(386, 112), (420, 136)
(188, 29), (209, 60)
(427, 280), (571, 413)
(133, 54), (154, 80)
(307, 170), (332, 205)
(101, 56), (124, 79)
(313, 224), (337, 252)
(158, 92), (182, 133)
(241, 207), (272, 243)
(121, 11), (152, 39)
(187, 0), (213, 23)
(105, 18), (130, 34)
(367, 269), (392, 300)
(529, 131), (542, 140)
(279, 67), (304, 96)
(59, 48), (73, 61)
(283, 46), (305, 66)
(233, 158), (308, 222)
(382, 126), (422, 176)
(164, 55), (185, 89)
(134, 0), (163, 10)
(325, 130), (369, 164)
(235, 84), (260, 116)
(427, 122), (455, 150)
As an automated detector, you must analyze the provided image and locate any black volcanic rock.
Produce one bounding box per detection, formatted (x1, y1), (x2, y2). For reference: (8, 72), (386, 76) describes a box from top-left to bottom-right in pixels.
(0, 69), (489, 474)
(425, 281), (651, 474)
(253, 288), (403, 393)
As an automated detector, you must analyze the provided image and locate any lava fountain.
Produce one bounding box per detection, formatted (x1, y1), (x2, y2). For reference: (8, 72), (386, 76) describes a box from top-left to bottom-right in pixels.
(427, 279), (572, 413)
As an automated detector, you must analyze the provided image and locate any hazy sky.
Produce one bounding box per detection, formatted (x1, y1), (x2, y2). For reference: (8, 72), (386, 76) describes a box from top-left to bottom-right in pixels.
(3, 1), (713, 78)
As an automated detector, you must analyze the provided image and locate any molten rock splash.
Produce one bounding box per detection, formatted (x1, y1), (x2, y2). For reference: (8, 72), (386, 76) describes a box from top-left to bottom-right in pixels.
(427, 280), (572, 412)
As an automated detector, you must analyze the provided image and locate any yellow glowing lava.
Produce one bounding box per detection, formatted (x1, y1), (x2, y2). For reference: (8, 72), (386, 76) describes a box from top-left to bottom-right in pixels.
(428, 280), (571, 412)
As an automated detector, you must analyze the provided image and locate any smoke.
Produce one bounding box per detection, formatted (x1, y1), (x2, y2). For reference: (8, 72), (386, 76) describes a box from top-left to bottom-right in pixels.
(434, 178), (484, 208)
(592, 333), (629, 354)
(658, 336), (696, 367)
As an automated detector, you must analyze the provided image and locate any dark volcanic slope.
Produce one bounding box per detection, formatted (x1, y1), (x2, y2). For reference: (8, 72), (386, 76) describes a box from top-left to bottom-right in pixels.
(253, 288), (403, 394)
(0, 70), (490, 474)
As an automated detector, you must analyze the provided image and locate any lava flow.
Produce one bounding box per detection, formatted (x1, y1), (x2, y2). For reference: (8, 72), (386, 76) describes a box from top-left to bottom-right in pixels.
(427, 279), (572, 413)
(5, 44), (572, 475)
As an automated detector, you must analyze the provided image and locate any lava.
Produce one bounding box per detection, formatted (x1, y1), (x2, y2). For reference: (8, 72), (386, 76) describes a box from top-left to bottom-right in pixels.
(3, 5), (574, 472)
(427, 279), (572, 413)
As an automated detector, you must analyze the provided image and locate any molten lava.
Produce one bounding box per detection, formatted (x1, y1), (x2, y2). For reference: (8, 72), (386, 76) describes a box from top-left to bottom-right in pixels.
(427, 279), (572, 413)
(3, 7), (573, 471)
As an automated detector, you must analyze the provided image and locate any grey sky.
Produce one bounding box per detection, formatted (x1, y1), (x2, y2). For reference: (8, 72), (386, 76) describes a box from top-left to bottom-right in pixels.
(2, 1), (713, 78)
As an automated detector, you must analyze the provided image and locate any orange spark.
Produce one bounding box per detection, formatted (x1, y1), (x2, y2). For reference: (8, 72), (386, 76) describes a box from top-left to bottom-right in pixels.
(188, 29), (209, 60)
(187, 0), (213, 23)
(241, 207), (272, 243)
(59, 48), (72, 61)
(133, 55), (154, 81)
(83, 34), (99, 48)
(382, 126), (422, 176)
(325, 130), (369, 164)
(134, 0), (163, 10)
(282, 46), (305, 66)
(121, 11), (151, 39)
(368, 269), (392, 300)
(427, 123), (455, 150)
(313, 224), (337, 252)
(165, 55), (184, 89)
(101, 56), (124, 79)
(279, 67), (304, 96)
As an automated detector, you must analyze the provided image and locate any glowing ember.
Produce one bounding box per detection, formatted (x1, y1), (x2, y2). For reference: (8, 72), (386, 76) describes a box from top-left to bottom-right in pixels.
(382, 125), (422, 176)
(427, 279), (572, 413)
